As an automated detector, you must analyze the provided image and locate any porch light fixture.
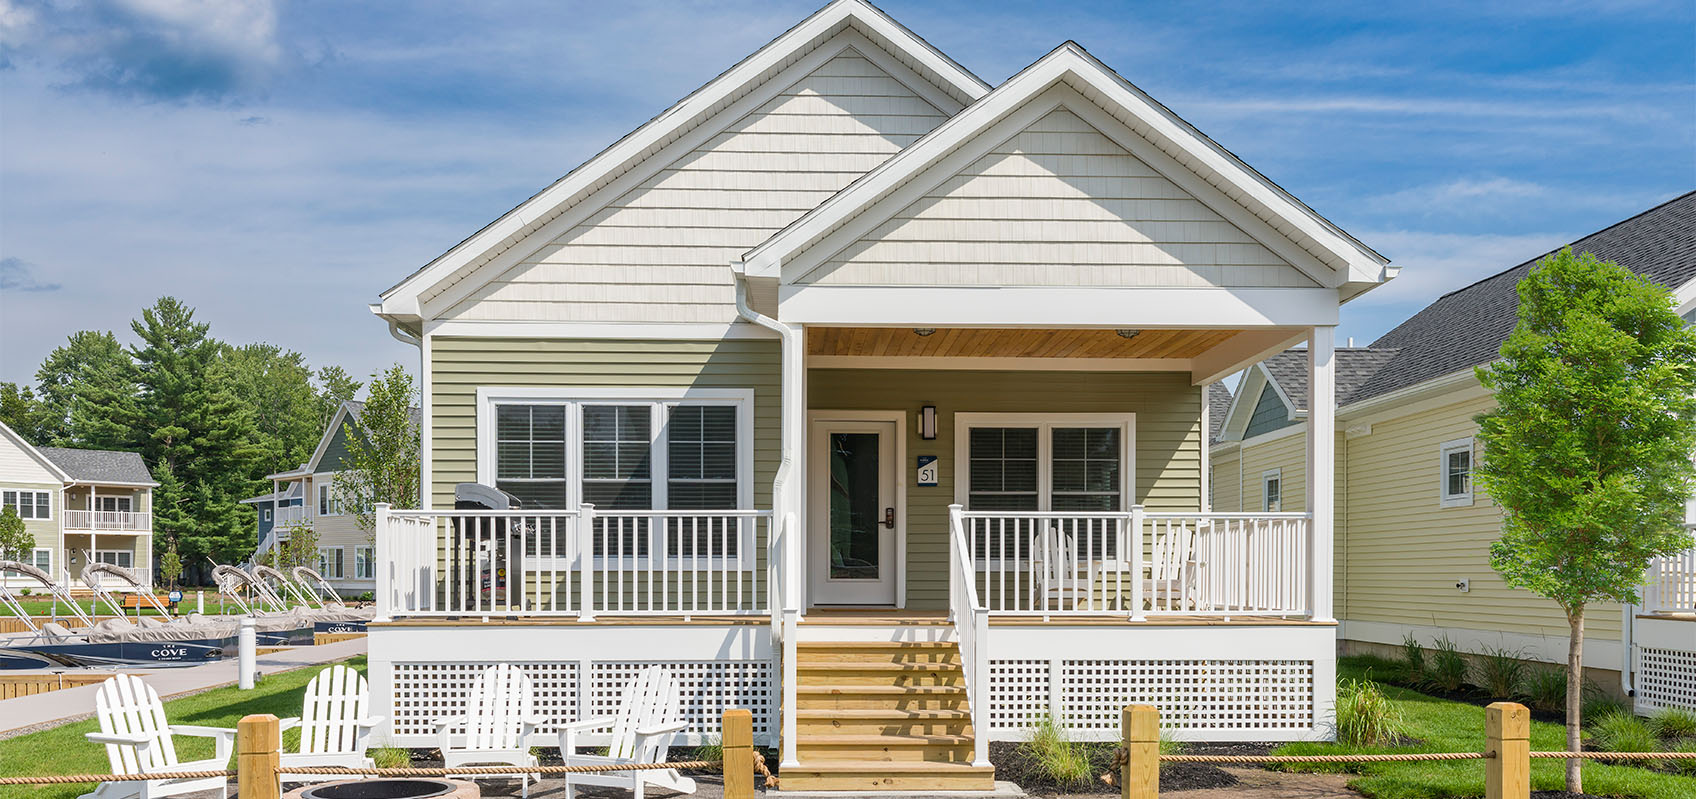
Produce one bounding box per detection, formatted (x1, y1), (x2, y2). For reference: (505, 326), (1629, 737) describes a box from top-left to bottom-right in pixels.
(919, 405), (937, 440)
(1116, 329), (1141, 339)
(913, 328), (936, 337)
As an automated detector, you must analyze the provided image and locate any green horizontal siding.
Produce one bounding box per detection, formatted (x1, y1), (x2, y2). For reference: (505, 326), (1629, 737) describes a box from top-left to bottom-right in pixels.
(807, 369), (1202, 609)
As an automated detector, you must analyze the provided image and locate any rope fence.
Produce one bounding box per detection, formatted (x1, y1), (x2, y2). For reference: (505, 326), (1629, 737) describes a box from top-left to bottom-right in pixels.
(1108, 702), (1696, 799)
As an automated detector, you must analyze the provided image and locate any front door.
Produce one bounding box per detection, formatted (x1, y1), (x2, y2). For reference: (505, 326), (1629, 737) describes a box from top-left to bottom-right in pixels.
(809, 418), (898, 606)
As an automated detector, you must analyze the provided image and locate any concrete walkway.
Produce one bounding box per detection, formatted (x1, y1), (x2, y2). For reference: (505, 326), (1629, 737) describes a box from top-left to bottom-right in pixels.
(0, 636), (368, 737)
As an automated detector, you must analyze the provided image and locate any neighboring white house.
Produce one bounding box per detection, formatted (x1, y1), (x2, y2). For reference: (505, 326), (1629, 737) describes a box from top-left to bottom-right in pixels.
(1211, 193), (1696, 715)
(363, 1), (1396, 789)
(244, 400), (417, 598)
(1, 420), (158, 589)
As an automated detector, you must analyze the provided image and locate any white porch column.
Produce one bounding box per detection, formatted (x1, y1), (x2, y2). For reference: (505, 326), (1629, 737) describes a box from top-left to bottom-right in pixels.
(1306, 325), (1336, 623)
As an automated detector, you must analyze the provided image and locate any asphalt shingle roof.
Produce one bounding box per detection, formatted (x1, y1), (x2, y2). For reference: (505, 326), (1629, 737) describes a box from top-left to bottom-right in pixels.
(1257, 348), (1405, 411)
(1349, 191), (1696, 405)
(1207, 382), (1232, 443)
(37, 447), (157, 485)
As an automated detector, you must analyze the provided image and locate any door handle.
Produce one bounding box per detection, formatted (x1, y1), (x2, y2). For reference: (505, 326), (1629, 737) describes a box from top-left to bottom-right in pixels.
(883, 507), (895, 529)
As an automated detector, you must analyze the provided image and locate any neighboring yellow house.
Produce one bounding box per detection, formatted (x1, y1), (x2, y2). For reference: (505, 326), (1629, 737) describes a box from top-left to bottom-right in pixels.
(1211, 192), (1696, 713)
(0, 420), (158, 589)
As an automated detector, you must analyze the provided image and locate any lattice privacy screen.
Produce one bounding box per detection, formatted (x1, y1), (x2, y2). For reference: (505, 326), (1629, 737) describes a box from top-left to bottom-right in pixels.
(391, 662), (580, 738)
(591, 661), (773, 738)
(989, 659), (1315, 734)
(1635, 647), (1696, 713)
(390, 660), (773, 740)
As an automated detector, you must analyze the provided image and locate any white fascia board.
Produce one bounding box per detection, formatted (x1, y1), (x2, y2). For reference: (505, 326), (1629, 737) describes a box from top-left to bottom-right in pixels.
(378, 0), (987, 317)
(1257, 362), (1301, 421)
(1337, 369), (1491, 428)
(1189, 330), (1308, 387)
(303, 405), (354, 475)
(424, 321), (779, 340)
(0, 421), (72, 484)
(777, 286), (1339, 327)
(746, 44), (1385, 286)
(807, 355), (1188, 371)
(1674, 276), (1695, 315)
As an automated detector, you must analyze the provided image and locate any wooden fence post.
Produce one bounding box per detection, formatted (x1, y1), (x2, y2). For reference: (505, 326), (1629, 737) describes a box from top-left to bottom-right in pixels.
(1123, 705), (1159, 799)
(237, 714), (281, 799)
(723, 708), (754, 799)
(1486, 702), (1530, 799)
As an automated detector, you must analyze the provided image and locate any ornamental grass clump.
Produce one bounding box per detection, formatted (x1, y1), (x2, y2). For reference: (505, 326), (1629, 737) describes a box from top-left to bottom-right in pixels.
(1649, 706), (1696, 740)
(1588, 711), (1658, 764)
(1023, 715), (1091, 784)
(1473, 646), (1527, 700)
(371, 746), (412, 769)
(1425, 635), (1469, 694)
(1335, 678), (1403, 747)
(1525, 667), (1567, 714)
(1400, 633), (1425, 685)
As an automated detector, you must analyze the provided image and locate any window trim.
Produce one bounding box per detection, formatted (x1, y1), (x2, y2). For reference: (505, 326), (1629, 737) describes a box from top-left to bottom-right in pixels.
(1261, 468), (1282, 512)
(2, 489), (52, 521)
(318, 546), (346, 579)
(952, 412), (1136, 511)
(475, 387), (756, 568)
(31, 548), (52, 573)
(354, 546), (375, 580)
(1439, 436), (1475, 508)
(93, 549), (133, 569)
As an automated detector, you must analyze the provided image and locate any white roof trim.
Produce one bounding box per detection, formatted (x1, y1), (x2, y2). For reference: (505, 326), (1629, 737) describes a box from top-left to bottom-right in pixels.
(374, 0), (988, 321)
(743, 42), (1387, 290)
(0, 421), (72, 483)
(295, 402), (361, 477)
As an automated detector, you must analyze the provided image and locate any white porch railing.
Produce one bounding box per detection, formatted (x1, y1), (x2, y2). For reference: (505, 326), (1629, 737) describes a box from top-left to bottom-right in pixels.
(374, 504), (776, 620)
(274, 505), (309, 526)
(948, 505), (992, 769)
(1643, 525), (1696, 615)
(954, 506), (1313, 618)
(62, 510), (152, 532)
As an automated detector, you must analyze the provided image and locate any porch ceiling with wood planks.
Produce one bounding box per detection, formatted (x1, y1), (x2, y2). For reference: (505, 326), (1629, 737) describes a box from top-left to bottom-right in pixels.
(806, 327), (1242, 359)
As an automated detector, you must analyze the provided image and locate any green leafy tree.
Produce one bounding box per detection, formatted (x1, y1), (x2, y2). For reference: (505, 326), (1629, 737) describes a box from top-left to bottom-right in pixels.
(280, 523), (320, 570)
(0, 506), (32, 562)
(33, 330), (138, 449)
(315, 366), (362, 427)
(225, 343), (324, 475)
(159, 538), (183, 591)
(1475, 248), (1696, 793)
(0, 382), (44, 441)
(333, 365), (419, 538)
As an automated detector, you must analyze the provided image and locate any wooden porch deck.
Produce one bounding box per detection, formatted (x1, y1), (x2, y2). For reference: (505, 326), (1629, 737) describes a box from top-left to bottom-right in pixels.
(370, 609), (1333, 627)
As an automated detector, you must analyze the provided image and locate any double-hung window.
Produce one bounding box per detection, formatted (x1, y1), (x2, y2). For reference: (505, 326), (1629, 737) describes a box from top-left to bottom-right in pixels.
(1262, 469), (1282, 512)
(354, 546), (374, 580)
(1439, 437), (1474, 508)
(481, 389), (752, 562)
(2, 490), (51, 520)
(957, 414), (1132, 561)
(30, 548), (51, 573)
(319, 547), (345, 579)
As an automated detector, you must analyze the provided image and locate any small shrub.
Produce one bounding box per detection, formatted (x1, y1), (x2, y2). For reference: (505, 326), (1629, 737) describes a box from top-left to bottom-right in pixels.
(1649, 706), (1696, 740)
(692, 734), (724, 763)
(1335, 677), (1403, 747)
(1158, 729), (1186, 756)
(1472, 646), (1526, 700)
(20, 588), (32, 596)
(1670, 740), (1696, 777)
(1022, 715), (1091, 784)
(358, 591), (375, 602)
(1400, 633), (1425, 684)
(1524, 667), (1567, 713)
(1424, 635), (1469, 693)
(371, 747), (411, 768)
(1588, 711), (1658, 762)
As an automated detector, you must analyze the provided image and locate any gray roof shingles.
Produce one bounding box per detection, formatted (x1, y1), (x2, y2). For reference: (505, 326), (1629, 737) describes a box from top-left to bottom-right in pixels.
(1259, 348), (1405, 412)
(1207, 382), (1232, 443)
(37, 447), (157, 485)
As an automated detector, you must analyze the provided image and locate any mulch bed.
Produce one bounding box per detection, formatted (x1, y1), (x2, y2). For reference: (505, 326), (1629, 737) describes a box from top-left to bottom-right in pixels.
(990, 740), (1276, 794)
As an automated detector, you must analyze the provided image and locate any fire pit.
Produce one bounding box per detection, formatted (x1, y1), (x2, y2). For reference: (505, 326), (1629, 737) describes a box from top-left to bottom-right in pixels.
(288, 779), (478, 799)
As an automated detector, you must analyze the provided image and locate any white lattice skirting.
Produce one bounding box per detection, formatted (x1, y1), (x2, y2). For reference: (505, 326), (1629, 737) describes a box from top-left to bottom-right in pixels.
(390, 660), (773, 742)
(1635, 646), (1696, 714)
(989, 658), (1316, 740)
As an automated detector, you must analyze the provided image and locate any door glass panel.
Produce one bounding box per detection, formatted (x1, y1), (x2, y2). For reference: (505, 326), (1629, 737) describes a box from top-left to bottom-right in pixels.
(827, 432), (880, 580)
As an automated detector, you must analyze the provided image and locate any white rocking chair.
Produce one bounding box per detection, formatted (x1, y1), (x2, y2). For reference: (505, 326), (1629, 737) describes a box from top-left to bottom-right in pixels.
(557, 665), (695, 799)
(280, 665), (385, 780)
(82, 674), (237, 799)
(435, 664), (546, 798)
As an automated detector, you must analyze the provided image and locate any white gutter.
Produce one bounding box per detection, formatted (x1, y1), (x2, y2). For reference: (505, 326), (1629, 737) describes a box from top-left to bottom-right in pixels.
(732, 269), (801, 532)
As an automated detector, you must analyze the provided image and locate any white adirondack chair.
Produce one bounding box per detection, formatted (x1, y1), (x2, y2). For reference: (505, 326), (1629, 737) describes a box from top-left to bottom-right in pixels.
(1144, 523), (1199, 611)
(82, 674), (237, 799)
(279, 665), (385, 780)
(435, 664), (546, 798)
(557, 665), (694, 799)
(1031, 526), (1089, 611)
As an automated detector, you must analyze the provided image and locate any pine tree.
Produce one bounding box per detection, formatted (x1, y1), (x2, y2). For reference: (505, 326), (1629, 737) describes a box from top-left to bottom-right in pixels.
(315, 366), (362, 427)
(225, 343), (322, 475)
(33, 331), (138, 449)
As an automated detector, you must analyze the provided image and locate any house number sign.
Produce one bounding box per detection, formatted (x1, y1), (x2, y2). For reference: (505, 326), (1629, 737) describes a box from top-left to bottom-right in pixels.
(916, 455), (939, 487)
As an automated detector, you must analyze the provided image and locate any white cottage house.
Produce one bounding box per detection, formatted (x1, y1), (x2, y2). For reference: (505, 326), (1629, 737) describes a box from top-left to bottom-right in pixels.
(365, 1), (1395, 789)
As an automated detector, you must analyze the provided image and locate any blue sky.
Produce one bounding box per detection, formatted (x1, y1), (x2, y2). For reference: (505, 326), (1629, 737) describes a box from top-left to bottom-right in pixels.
(2, 0), (1692, 386)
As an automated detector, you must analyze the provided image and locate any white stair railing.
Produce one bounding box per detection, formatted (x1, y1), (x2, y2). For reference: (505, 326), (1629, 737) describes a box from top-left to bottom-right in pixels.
(948, 504), (991, 769)
(1643, 525), (1696, 615)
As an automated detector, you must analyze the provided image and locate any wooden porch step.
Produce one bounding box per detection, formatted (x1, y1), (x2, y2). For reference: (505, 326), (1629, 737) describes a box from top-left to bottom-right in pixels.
(796, 733), (975, 763)
(796, 708), (973, 736)
(796, 661), (960, 672)
(795, 640), (955, 649)
(796, 685), (967, 710)
(778, 761), (995, 792)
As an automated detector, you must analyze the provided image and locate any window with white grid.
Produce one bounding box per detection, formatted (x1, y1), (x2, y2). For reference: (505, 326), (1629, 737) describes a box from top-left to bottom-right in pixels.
(1059, 660), (1314, 731)
(1636, 647), (1696, 713)
(390, 662), (579, 737)
(590, 661), (772, 738)
(988, 660), (1051, 730)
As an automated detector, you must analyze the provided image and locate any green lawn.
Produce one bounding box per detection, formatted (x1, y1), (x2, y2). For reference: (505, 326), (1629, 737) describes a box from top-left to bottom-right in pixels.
(0, 656), (366, 799)
(10, 598), (247, 618)
(1273, 657), (1696, 798)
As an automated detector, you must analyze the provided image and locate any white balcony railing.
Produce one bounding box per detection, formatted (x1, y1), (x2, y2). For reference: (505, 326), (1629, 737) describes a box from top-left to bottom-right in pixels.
(1643, 525), (1696, 615)
(62, 510), (152, 532)
(375, 504), (777, 620)
(952, 506), (1312, 618)
(273, 505), (309, 526)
